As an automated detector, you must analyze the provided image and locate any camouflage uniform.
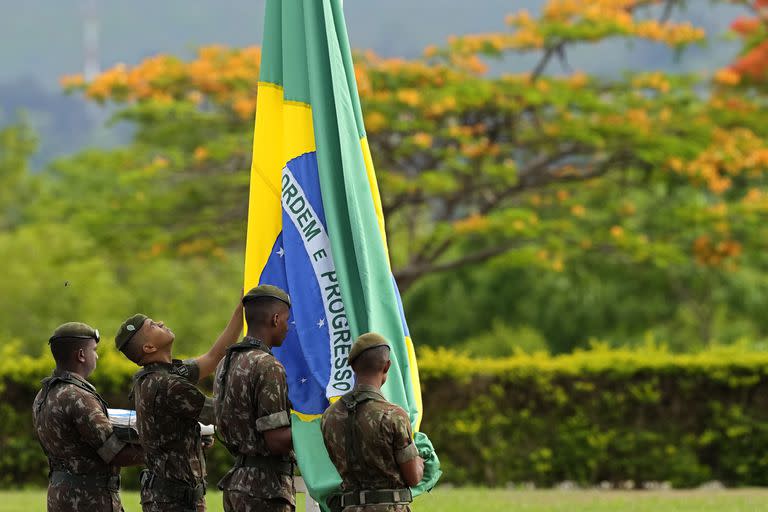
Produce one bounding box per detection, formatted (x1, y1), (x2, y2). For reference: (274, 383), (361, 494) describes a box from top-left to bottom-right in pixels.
(213, 336), (296, 512)
(321, 384), (419, 512)
(132, 359), (214, 512)
(33, 369), (126, 512)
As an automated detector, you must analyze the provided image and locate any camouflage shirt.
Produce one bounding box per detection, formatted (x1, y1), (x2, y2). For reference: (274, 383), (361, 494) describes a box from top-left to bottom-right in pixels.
(321, 384), (419, 512)
(132, 359), (214, 507)
(213, 337), (295, 505)
(33, 369), (126, 512)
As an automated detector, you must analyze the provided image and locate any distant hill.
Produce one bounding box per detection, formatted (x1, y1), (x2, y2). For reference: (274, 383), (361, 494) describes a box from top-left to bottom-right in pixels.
(0, 0), (745, 166)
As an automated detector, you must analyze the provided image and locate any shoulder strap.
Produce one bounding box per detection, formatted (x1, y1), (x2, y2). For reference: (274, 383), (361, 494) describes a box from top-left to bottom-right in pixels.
(341, 390), (388, 490)
(217, 338), (267, 391)
(36, 374), (108, 415)
(128, 365), (162, 403)
(35, 376), (60, 415)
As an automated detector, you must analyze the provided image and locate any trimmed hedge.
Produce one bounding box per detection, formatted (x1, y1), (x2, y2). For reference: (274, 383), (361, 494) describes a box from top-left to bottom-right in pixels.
(418, 346), (768, 487)
(4, 343), (768, 488)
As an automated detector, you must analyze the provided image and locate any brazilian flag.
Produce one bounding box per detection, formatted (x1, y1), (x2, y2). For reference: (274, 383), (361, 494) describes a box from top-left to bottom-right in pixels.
(243, 0), (440, 508)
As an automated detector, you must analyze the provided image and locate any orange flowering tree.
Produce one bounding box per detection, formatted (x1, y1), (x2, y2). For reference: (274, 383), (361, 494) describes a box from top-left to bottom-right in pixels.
(54, 0), (768, 336)
(717, 0), (768, 84)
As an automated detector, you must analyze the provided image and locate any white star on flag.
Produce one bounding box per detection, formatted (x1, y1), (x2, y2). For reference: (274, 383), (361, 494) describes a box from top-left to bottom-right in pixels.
(276, 247), (285, 257)
(317, 318), (325, 328)
(300, 377), (308, 384)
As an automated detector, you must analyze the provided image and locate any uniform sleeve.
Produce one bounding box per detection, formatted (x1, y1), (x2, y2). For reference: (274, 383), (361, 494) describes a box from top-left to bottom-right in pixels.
(166, 375), (207, 421)
(254, 359), (291, 432)
(72, 391), (126, 464)
(385, 406), (418, 465)
(176, 359), (201, 384)
(32, 389), (43, 431)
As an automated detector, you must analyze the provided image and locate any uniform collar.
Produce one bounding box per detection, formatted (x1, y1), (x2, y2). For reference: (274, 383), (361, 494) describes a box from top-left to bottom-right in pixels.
(352, 383), (385, 399)
(240, 336), (272, 354)
(52, 369), (96, 392)
(142, 359), (181, 372)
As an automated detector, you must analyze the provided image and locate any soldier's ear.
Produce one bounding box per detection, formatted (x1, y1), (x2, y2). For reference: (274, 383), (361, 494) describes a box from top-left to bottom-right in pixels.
(75, 347), (87, 364)
(383, 360), (391, 374)
(143, 342), (157, 354)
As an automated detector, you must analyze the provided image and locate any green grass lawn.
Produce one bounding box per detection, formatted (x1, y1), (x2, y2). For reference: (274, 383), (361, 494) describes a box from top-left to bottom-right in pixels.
(3, 488), (768, 512)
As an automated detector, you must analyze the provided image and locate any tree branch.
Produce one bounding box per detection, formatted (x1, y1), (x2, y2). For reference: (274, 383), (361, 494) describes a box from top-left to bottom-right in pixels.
(394, 240), (524, 292)
(398, 151), (626, 288)
(531, 41), (565, 82)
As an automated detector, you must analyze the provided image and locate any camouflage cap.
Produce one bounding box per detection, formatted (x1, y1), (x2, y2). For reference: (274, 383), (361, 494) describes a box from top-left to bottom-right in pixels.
(348, 332), (390, 365)
(115, 314), (148, 352)
(49, 322), (100, 344)
(242, 284), (291, 307)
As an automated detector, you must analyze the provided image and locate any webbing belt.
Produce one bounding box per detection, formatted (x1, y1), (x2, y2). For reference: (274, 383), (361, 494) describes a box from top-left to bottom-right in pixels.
(49, 470), (120, 492)
(340, 488), (413, 507)
(140, 470), (205, 506)
(217, 338), (268, 392)
(234, 454), (293, 475)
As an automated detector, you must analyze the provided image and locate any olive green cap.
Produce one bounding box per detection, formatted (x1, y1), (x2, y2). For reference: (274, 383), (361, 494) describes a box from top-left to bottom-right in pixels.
(349, 332), (390, 365)
(242, 284), (291, 307)
(115, 314), (148, 352)
(49, 322), (100, 344)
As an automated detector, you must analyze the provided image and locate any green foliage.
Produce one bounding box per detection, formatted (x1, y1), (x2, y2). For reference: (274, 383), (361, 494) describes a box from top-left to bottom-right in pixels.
(456, 321), (548, 357)
(0, 217), (243, 358)
(417, 345), (768, 487)
(0, 224), (131, 353)
(0, 122), (38, 230)
(405, 253), (768, 354)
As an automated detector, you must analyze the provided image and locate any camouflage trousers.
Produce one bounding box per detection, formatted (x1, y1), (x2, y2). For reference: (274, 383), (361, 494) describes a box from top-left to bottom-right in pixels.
(47, 483), (123, 512)
(223, 491), (294, 512)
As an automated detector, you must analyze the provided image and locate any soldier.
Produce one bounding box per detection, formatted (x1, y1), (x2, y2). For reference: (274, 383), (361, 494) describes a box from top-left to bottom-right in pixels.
(33, 322), (144, 512)
(213, 285), (296, 512)
(115, 297), (244, 512)
(321, 333), (424, 512)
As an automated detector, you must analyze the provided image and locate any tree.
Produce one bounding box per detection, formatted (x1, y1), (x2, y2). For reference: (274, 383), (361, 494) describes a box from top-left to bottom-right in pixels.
(46, 0), (768, 350)
(58, 2), (763, 288)
(717, 0), (768, 85)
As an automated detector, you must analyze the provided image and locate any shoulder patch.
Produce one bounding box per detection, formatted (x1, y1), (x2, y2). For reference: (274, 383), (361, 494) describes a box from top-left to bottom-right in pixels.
(171, 364), (190, 378)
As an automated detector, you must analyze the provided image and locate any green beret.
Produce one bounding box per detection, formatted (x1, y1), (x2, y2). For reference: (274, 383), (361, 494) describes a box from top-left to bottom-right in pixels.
(115, 314), (148, 352)
(49, 322), (100, 344)
(242, 285), (291, 307)
(349, 332), (390, 365)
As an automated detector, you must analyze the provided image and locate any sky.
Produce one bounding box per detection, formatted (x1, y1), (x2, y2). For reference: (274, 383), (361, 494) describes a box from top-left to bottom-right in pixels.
(0, 0), (745, 88)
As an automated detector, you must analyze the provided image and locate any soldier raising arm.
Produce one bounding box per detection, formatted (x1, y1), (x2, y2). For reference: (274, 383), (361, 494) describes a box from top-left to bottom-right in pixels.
(321, 333), (424, 512)
(33, 322), (144, 512)
(214, 285), (296, 512)
(115, 296), (244, 512)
